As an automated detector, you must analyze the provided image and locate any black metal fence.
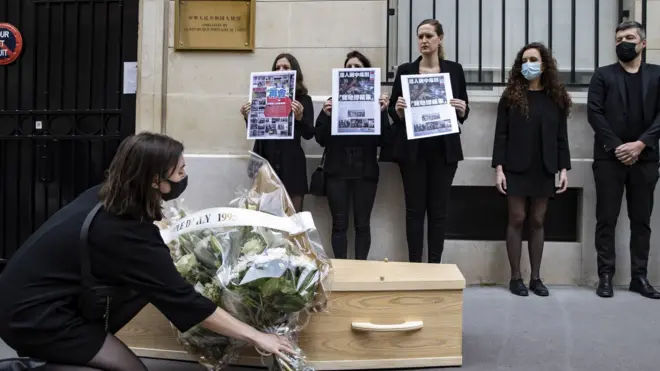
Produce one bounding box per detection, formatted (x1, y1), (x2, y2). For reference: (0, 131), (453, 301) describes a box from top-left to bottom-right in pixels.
(385, 0), (647, 88)
(0, 0), (138, 267)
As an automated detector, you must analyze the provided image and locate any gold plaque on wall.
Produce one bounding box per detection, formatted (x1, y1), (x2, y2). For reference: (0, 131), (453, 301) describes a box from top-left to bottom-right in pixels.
(174, 0), (256, 51)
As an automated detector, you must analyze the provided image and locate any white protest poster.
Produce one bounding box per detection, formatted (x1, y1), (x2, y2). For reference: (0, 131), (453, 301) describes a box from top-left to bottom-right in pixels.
(331, 68), (381, 136)
(247, 70), (297, 140)
(401, 73), (459, 140)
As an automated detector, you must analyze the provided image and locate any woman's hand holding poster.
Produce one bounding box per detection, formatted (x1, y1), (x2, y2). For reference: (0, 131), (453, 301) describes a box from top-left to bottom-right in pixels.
(247, 70), (297, 140)
(331, 68), (381, 136)
(401, 73), (459, 140)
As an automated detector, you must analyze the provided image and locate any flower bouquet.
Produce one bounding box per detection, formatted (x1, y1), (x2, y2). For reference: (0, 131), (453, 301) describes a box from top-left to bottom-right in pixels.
(157, 152), (333, 371)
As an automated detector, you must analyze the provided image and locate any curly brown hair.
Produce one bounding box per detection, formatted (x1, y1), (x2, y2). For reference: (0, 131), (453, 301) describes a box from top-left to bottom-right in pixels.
(502, 42), (572, 118)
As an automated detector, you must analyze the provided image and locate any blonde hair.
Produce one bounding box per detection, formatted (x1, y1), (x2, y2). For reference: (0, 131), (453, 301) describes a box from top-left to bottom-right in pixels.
(417, 19), (445, 60)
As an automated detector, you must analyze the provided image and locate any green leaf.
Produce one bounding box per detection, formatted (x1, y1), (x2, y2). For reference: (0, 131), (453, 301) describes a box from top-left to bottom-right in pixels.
(208, 235), (224, 255)
(194, 244), (218, 271)
(271, 293), (307, 313)
(259, 278), (283, 297)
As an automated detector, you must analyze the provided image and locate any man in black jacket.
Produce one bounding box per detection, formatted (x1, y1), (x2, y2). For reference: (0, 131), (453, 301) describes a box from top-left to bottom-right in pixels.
(587, 21), (660, 299)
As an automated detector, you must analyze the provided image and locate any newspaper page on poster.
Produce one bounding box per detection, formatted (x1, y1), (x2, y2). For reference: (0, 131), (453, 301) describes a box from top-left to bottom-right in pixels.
(331, 68), (381, 136)
(247, 70), (297, 140)
(401, 73), (459, 140)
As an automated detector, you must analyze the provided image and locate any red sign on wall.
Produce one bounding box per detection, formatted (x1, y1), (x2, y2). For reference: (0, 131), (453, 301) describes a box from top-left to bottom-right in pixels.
(0, 23), (24, 66)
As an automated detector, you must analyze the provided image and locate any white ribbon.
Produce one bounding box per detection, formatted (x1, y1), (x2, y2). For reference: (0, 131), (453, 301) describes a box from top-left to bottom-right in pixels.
(160, 207), (317, 244)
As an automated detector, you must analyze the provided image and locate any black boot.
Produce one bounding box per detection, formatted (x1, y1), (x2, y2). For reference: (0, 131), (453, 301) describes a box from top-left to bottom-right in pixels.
(629, 276), (660, 299)
(509, 278), (528, 296)
(529, 278), (549, 297)
(596, 274), (613, 298)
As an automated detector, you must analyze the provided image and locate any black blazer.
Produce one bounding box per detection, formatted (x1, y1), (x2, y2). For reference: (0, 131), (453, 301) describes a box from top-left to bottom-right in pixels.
(587, 62), (660, 161)
(314, 98), (392, 180)
(386, 56), (470, 164)
(491, 95), (571, 174)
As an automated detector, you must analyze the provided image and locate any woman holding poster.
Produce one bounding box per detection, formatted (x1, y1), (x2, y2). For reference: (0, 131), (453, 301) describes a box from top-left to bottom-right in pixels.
(314, 51), (391, 260)
(389, 19), (470, 263)
(240, 53), (315, 212)
(387, 19), (469, 264)
(492, 43), (572, 297)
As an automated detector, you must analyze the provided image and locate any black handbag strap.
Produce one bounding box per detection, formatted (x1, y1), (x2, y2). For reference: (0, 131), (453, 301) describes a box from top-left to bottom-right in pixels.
(318, 149), (327, 170)
(80, 202), (104, 289)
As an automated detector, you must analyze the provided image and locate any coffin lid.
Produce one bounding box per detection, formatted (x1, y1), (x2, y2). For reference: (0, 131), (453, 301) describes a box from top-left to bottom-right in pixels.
(327, 259), (466, 291)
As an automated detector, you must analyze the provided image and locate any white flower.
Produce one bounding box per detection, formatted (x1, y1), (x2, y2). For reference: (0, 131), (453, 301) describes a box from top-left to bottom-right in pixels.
(290, 254), (317, 271)
(242, 237), (266, 256)
(175, 254), (197, 276)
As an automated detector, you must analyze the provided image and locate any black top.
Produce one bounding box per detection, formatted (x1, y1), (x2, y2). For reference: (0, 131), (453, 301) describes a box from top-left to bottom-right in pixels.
(492, 90), (571, 174)
(252, 94), (315, 195)
(314, 99), (391, 180)
(386, 56), (470, 164)
(0, 186), (217, 346)
(587, 62), (660, 162)
(623, 69), (645, 143)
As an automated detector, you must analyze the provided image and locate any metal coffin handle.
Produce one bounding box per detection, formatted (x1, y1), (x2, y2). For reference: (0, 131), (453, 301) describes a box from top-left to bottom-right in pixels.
(351, 320), (424, 332)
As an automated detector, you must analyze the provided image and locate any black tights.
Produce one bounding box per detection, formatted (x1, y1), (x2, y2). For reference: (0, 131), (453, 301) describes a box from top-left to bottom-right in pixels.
(290, 195), (304, 213)
(44, 334), (147, 371)
(506, 196), (549, 280)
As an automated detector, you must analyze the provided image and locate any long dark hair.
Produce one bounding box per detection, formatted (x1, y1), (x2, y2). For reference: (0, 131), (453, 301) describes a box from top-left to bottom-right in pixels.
(344, 50), (372, 68)
(99, 132), (184, 221)
(271, 53), (308, 97)
(417, 19), (445, 60)
(502, 42), (572, 118)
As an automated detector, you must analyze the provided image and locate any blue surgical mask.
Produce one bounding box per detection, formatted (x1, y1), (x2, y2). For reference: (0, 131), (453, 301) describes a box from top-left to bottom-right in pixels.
(521, 62), (542, 80)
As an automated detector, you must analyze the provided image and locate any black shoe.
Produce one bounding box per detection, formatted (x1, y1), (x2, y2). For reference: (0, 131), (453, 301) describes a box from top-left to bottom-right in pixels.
(529, 278), (549, 297)
(509, 278), (528, 296)
(629, 276), (660, 299)
(596, 274), (613, 298)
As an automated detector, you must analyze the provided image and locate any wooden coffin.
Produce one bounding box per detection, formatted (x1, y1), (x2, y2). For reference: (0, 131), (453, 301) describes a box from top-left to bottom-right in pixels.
(117, 259), (466, 369)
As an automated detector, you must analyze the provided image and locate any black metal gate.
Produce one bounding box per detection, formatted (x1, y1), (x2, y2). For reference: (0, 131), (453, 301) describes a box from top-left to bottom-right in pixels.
(0, 0), (138, 267)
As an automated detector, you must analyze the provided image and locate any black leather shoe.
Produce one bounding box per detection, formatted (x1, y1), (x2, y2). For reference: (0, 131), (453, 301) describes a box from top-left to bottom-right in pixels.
(509, 278), (528, 296)
(596, 274), (614, 298)
(529, 278), (549, 297)
(629, 276), (660, 299)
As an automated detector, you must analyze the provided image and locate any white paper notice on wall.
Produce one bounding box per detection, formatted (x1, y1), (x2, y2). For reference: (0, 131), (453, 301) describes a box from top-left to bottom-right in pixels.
(123, 62), (138, 94)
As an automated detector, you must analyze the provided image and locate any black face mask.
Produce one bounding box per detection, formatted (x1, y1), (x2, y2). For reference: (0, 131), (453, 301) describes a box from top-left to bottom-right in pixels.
(162, 176), (188, 201)
(616, 41), (640, 63)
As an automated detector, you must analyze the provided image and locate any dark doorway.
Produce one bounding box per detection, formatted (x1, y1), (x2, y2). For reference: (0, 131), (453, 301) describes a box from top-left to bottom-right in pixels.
(0, 0), (139, 269)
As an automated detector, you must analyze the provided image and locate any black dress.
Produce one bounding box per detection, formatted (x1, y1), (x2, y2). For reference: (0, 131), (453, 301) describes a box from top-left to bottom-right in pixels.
(0, 185), (217, 365)
(504, 90), (556, 198)
(252, 94), (315, 196)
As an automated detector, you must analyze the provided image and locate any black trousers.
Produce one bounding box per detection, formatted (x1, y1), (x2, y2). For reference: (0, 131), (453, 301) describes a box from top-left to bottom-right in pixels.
(398, 151), (458, 263)
(593, 160), (659, 277)
(326, 177), (378, 260)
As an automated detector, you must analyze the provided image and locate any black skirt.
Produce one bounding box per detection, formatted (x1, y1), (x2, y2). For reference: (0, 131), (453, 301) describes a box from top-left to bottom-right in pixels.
(504, 90), (556, 199)
(505, 169), (555, 198)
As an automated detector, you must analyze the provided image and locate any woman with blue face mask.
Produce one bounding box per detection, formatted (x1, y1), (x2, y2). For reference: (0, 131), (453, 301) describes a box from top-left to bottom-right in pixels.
(491, 42), (573, 297)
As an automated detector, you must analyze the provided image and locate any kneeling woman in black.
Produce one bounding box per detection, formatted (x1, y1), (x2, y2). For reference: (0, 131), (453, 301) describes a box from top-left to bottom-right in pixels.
(240, 53), (315, 212)
(314, 50), (391, 260)
(0, 133), (293, 370)
(492, 42), (572, 297)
